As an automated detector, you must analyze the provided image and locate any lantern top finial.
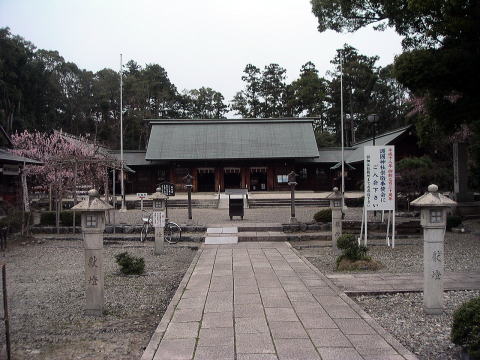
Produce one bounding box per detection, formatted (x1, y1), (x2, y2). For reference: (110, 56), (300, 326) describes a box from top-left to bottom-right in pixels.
(326, 186), (342, 200)
(410, 184), (456, 208)
(72, 188), (113, 211)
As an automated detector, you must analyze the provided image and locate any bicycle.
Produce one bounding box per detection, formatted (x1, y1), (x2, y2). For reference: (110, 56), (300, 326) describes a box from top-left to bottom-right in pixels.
(140, 211), (182, 244)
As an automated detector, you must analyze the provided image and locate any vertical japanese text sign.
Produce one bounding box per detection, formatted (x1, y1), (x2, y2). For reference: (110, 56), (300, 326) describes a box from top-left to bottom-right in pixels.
(364, 146), (395, 210)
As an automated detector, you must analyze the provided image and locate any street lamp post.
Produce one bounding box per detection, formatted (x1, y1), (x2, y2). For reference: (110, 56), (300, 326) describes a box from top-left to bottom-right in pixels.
(368, 114), (379, 146)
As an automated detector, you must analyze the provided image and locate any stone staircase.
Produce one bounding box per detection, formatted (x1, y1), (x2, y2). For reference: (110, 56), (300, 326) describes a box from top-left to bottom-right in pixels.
(132, 199), (218, 209)
(248, 198), (329, 208)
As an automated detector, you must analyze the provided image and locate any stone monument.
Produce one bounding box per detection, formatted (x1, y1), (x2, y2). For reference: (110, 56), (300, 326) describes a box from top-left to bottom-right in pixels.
(151, 187), (167, 254)
(411, 184), (456, 315)
(287, 171), (298, 223)
(72, 189), (112, 316)
(327, 187), (343, 253)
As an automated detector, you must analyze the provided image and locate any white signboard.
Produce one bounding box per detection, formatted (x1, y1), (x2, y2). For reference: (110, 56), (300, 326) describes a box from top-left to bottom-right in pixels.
(137, 193), (147, 199)
(152, 211), (166, 228)
(364, 146), (395, 210)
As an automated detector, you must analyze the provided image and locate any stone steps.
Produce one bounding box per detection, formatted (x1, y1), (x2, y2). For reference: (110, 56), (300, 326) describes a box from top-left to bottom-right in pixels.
(204, 226), (239, 244)
(248, 198), (329, 208)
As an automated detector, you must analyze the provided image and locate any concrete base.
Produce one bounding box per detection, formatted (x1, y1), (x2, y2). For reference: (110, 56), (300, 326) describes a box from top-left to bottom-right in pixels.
(186, 218), (194, 226)
(85, 309), (103, 316)
(425, 307), (443, 315)
(290, 217), (298, 224)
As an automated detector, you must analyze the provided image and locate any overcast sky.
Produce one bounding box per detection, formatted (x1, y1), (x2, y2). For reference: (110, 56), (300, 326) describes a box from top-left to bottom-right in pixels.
(0, 0), (403, 103)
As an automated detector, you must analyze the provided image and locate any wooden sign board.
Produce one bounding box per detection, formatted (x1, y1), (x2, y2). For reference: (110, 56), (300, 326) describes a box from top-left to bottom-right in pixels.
(159, 182), (175, 196)
(364, 145), (395, 211)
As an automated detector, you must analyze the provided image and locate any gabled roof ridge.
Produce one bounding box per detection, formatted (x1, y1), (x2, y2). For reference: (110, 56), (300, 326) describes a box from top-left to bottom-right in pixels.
(352, 124), (413, 146)
(147, 117), (317, 125)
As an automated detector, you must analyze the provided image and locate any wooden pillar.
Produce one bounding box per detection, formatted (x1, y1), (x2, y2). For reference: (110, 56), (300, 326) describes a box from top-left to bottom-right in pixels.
(241, 167), (249, 190)
(267, 167), (275, 191)
(192, 168), (198, 192)
(215, 167), (221, 193)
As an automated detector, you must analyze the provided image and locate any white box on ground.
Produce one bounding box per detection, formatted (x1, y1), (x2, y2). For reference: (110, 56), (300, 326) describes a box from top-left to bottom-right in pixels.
(152, 211), (165, 227)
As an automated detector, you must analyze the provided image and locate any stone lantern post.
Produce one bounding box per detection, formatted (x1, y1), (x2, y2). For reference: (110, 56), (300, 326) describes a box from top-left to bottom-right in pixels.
(327, 187), (343, 253)
(151, 187), (167, 255)
(287, 171), (298, 223)
(411, 184), (456, 315)
(184, 173), (193, 225)
(72, 189), (112, 316)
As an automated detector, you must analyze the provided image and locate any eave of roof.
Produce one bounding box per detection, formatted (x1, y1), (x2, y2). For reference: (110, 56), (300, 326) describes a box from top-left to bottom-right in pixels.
(145, 118), (319, 161)
(0, 149), (43, 165)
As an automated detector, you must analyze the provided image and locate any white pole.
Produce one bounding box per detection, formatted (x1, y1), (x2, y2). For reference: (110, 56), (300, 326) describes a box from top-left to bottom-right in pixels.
(358, 206), (364, 245)
(364, 208), (368, 246)
(340, 52), (345, 208)
(120, 54), (126, 212)
(386, 210), (391, 247)
(392, 209), (396, 248)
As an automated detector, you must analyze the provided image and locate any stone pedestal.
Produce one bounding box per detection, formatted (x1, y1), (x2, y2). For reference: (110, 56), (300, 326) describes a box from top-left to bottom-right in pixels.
(423, 228), (444, 314)
(411, 184), (456, 315)
(154, 225), (165, 255)
(84, 231), (104, 316)
(332, 208), (342, 254)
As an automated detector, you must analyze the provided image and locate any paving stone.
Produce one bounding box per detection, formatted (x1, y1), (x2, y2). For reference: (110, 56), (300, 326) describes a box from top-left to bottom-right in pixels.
(274, 338), (321, 360)
(163, 322), (199, 339)
(307, 328), (352, 347)
(347, 334), (398, 356)
(235, 303), (264, 318)
(194, 345), (234, 360)
(197, 327), (234, 347)
(334, 318), (376, 335)
(234, 292), (262, 305)
(261, 295), (292, 308)
(201, 311), (233, 328)
(291, 301), (326, 315)
(153, 338), (196, 360)
(317, 347), (363, 360)
(265, 307), (299, 322)
(177, 297), (205, 309)
(287, 291), (317, 302)
(237, 354), (279, 360)
(236, 333), (275, 354)
(171, 307), (203, 323)
(297, 312), (338, 329)
(234, 285), (259, 294)
(269, 321), (309, 339)
(323, 305), (361, 319)
(309, 286), (337, 296)
(235, 316), (269, 334)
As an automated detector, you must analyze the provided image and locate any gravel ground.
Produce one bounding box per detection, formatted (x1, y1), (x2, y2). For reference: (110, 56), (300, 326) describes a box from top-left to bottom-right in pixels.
(0, 238), (197, 360)
(355, 290), (480, 360)
(112, 206), (408, 226)
(300, 219), (480, 274)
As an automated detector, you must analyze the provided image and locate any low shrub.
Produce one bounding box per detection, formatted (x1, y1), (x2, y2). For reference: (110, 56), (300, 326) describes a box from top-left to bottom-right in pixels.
(314, 208), (332, 223)
(447, 215), (462, 231)
(336, 234), (372, 269)
(337, 258), (383, 271)
(40, 211), (56, 226)
(451, 296), (480, 358)
(0, 209), (24, 233)
(40, 211), (77, 226)
(115, 252), (145, 275)
(60, 211), (74, 226)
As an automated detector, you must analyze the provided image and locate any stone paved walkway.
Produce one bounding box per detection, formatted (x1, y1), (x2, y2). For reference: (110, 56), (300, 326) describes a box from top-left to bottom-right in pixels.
(142, 242), (417, 360)
(326, 272), (480, 294)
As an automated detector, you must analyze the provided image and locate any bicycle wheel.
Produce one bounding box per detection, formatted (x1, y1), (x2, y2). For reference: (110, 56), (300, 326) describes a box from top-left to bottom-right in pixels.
(164, 222), (181, 244)
(140, 222), (151, 242)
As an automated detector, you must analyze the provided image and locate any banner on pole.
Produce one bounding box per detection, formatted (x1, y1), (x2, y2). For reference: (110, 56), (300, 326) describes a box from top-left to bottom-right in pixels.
(364, 146), (395, 210)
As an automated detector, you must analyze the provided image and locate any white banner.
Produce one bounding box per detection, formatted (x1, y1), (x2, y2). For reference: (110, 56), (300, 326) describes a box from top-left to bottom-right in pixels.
(152, 211), (165, 228)
(364, 146), (395, 210)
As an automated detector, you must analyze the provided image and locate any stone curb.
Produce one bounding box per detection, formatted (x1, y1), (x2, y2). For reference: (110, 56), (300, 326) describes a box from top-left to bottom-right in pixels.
(140, 247), (203, 360)
(285, 242), (419, 360)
